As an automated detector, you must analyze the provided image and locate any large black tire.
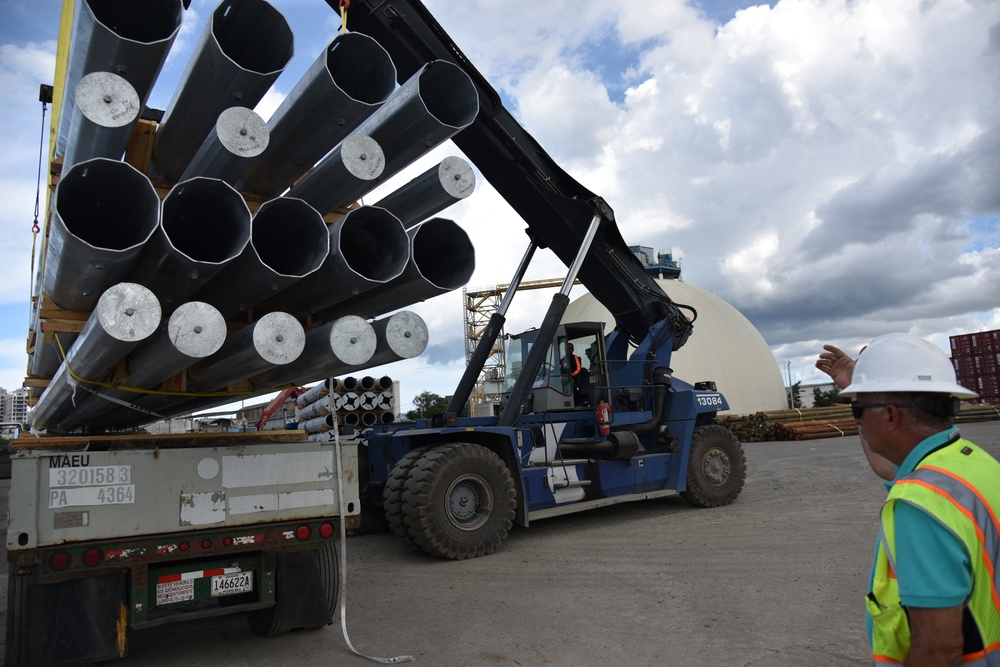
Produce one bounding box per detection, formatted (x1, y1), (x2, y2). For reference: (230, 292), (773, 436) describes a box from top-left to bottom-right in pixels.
(247, 541), (339, 637)
(383, 446), (431, 549)
(680, 425), (747, 508)
(402, 443), (516, 560)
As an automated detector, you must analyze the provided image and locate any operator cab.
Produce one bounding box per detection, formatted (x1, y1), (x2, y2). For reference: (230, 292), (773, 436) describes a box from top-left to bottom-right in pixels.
(503, 322), (605, 413)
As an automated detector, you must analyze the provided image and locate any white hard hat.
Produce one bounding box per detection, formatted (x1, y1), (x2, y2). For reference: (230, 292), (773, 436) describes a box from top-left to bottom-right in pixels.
(841, 333), (978, 398)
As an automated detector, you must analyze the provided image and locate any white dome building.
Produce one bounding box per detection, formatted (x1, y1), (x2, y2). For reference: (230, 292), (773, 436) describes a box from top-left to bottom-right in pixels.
(562, 279), (787, 415)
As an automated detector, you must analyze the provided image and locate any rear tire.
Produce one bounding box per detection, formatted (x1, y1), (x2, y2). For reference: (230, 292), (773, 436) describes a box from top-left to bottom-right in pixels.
(402, 443), (516, 560)
(383, 446), (431, 549)
(680, 425), (746, 507)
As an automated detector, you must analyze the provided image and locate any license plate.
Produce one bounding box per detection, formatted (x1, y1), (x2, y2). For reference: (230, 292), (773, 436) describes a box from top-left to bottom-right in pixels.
(211, 571), (253, 597)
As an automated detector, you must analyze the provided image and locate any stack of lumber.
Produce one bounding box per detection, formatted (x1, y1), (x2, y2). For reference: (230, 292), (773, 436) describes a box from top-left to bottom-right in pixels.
(721, 401), (999, 442)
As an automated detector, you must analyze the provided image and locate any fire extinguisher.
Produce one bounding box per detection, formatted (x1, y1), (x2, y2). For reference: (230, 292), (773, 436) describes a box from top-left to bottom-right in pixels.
(595, 400), (611, 436)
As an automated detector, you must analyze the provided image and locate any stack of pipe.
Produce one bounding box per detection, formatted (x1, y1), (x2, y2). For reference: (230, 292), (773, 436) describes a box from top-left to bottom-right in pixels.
(294, 375), (396, 441)
(30, 0), (484, 433)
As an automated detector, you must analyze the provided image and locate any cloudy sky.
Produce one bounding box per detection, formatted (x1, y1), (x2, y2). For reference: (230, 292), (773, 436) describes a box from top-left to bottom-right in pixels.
(1, 0), (998, 418)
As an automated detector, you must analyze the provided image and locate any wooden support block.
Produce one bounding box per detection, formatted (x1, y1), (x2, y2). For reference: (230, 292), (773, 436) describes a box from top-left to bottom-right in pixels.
(227, 379), (252, 393)
(40, 318), (87, 335)
(107, 358), (129, 386)
(37, 293), (91, 321)
(159, 370), (187, 393)
(124, 118), (157, 175)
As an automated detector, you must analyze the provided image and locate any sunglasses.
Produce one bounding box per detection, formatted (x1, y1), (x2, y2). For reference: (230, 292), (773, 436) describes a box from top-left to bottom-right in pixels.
(850, 402), (913, 419)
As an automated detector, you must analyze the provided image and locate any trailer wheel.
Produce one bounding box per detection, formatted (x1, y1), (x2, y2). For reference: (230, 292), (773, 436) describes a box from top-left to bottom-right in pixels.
(680, 425), (747, 508)
(247, 541), (339, 637)
(383, 446), (431, 549)
(402, 443), (516, 559)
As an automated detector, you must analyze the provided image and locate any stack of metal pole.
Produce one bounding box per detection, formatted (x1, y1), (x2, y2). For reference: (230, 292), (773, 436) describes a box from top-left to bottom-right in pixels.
(29, 0), (486, 434)
(296, 374), (396, 441)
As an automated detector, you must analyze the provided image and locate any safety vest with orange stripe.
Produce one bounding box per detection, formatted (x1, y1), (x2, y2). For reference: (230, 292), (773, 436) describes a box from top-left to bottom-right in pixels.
(867, 437), (1000, 665)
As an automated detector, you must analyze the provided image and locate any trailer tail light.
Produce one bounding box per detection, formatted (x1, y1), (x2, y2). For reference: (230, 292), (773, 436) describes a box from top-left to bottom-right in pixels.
(180, 542), (190, 552)
(223, 536), (233, 546)
(202, 539), (212, 549)
(49, 552), (71, 571)
(295, 525), (311, 541)
(319, 522), (334, 539)
(82, 548), (103, 567)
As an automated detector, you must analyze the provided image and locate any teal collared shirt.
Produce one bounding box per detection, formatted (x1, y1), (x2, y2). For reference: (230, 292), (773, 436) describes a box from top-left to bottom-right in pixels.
(867, 427), (972, 644)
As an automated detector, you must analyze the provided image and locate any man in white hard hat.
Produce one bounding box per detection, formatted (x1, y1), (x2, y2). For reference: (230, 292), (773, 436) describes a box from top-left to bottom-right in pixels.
(816, 333), (1000, 666)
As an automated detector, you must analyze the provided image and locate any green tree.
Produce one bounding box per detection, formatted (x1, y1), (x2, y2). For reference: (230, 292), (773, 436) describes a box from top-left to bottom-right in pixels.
(787, 381), (802, 408)
(813, 385), (848, 407)
(406, 391), (449, 420)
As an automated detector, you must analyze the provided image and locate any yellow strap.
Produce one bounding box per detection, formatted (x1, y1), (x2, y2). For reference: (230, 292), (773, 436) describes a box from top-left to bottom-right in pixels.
(52, 334), (285, 399)
(340, 0), (349, 33)
(794, 407), (803, 421)
(825, 422), (845, 436)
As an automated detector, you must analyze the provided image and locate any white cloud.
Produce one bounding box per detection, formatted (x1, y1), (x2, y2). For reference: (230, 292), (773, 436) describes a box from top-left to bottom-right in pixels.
(2, 0), (999, 408)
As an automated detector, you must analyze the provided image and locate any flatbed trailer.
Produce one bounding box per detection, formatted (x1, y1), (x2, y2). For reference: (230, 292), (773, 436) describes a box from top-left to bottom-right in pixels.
(5, 430), (359, 666)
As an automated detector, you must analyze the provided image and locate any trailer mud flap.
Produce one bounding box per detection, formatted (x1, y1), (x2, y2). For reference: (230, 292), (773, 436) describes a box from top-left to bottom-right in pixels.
(6, 572), (128, 666)
(247, 543), (338, 636)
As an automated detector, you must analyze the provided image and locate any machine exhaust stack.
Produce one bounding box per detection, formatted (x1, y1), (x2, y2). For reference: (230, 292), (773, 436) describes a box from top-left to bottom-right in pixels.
(179, 107), (269, 183)
(318, 217), (474, 321)
(240, 32), (396, 197)
(250, 316), (377, 389)
(193, 197), (329, 319)
(128, 177), (252, 307)
(56, 0), (181, 156)
(30, 283), (162, 431)
(374, 156), (475, 228)
(257, 206), (408, 317)
(61, 72), (141, 172)
(53, 301), (228, 431)
(152, 0), (293, 180)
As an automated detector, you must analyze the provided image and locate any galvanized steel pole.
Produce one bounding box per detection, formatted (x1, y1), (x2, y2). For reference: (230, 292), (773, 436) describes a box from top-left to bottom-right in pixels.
(61, 72), (141, 172)
(353, 60), (479, 178)
(42, 158), (160, 312)
(54, 301), (228, 431)
(249, 315), (377, 389)
(256, 206), (408, 317)
(317, 217), (474, 321)
(30, 283), (162, 431)
(240, 32), (396, 197)
(193, 197), (328, 319)
(283, 134), (386, 215)
(152, 0), (293, 180)
(56, 0), (181, 156)
(127, 177), (252, 308)
(374, 156), (475, 228)
(179, 106), (269, 183)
